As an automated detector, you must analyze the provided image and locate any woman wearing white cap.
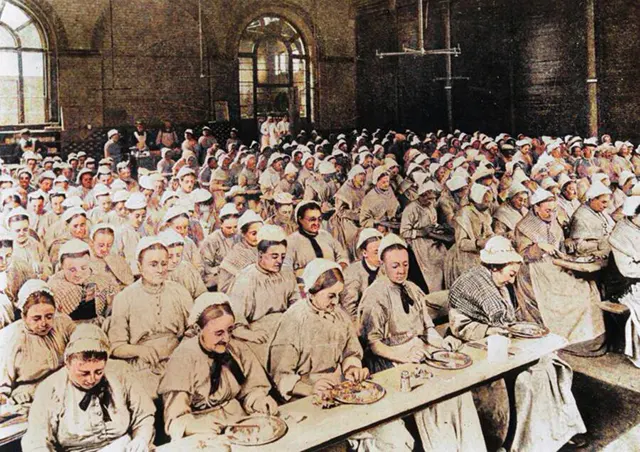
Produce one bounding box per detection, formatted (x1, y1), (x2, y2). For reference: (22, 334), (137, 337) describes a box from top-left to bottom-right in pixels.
(48, 239), (114, 325)
(610, 170), (636, 221)
(227, 225), (299, 365)
(330, 164), (367, 260)
(158, 293), (276, 441)
(303, 160), (339, 209)
(0, 230), (36, 327)
(86, 185), (112, 226)
(274, 162), (302, 198)
(217, 210), (264, 293)
(237, 153), (260, 191)
(157, 147), (176, 179)
(109, 237), (192, 399)
(37, 189), (66, 239)
(47, 207), (91, 267)
(515, 188), (606, 356)
(0, 280), (75, 410)
(199, 203), (240, 290)
(160, 229), (207, 300)
(400, 181), (448, 292)
(556, 174), (581, 228)
(492, 182), (529, 241)
(89, 224), (134, 294)
(23, 324), (155, 452)
(438, 174), (470, 229)
(358, 234), (485, 451)
(269, 258), (415, 451)
(568, 181), (614, 259)
(5, 207), (53, 279)
(448, 236), (589, 451)
(359, 166), (400, 229)
(103, 129), (122, 164)
(286, 201), (349, 277)
(113, 193), (147, 275)
(161, 205), (204, 273)
(266, 192), (297, 235)
(297, 152), (315, 188)
(444, 183), (495, 288)
(259, 152), (284, 198)
(107, 189), (130, 226)
(340, 228), (383, 319)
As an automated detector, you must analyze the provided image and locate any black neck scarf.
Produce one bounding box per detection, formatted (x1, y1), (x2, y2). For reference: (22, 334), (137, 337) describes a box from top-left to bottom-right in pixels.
(362, 258), (378, 286)
(199, 342), (246, 395)
(398, 283), (415, 314)
(299, 228), (324, 258)
(78, 378), (112, 422)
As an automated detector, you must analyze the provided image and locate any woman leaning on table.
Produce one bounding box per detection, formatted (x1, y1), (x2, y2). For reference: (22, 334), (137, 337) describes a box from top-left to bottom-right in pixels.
(158, 292), (278, 441)
(22, 324), (155, 452)
(358, 233), (485, 452)
(268, 258), (415, 451)
(448, 236), (589, 451)
(0, 280), (75, 410)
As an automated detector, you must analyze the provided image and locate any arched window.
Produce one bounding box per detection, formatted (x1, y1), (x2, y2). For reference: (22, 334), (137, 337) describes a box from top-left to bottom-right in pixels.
(239, 16), (313, 121)
(0, 0), (49, 125)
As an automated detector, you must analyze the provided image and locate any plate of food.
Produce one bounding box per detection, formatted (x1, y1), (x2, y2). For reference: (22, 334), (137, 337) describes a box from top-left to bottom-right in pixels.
(226, 415), (288, 446)
(331, 380), (386, 405)
(507, 322), (550, 338)
(424, 351), (473, 370)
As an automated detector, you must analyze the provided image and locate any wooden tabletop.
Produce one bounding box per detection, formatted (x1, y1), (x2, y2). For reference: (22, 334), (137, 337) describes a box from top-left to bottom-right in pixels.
(157, 333), (567, 452)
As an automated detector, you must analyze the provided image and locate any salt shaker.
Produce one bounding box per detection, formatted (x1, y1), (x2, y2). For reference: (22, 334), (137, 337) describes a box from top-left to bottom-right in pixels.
(400, 370), (411, 392)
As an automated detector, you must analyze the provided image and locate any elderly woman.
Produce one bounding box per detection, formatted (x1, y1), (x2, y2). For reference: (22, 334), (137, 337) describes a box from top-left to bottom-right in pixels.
(48, 239), (114, 325)
(47, 206), (92, 267)
(445, 183), (495, 288)
(492, 182), (529, 241)
(556, 174), (581, 229)
(199, 203), (240, 291)
(109, 237), (193, 399)
(330, 164), (367, 260)
(358, 234), (485, 451)
(160, 229), (207, 300)
(448, 236), (589, 450)
(22, 324), (155, 452)
(303, 160), (339, 208)
(228, 225), (299, 365)
(0, 280), (75, 410)
(515, 188), (606, 356)
(286, 201), (349, 277)
(5, 207), (52, 279)
(158, 293), (277, 441)
(114, 192), (147, 276)
(437, 174), (469, 229)
(400, 181), (448, 292)
(266, 192), (297, 235)
(259, 153), (284, 198)
(360, 167), (400, 229)
(568, 181), (615, 259)
(89, 224), (134, 295)
(161, 206), (204, 274)
(269, 258), (414, 451)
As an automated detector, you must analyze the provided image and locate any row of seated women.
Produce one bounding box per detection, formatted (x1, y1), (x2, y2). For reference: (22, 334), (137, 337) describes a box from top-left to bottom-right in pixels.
(1, 223), (587, 451)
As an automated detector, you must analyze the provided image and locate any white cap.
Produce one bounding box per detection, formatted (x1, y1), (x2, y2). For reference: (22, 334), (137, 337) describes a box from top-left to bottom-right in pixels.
(188, 292), (231, 326)
(377, 233), (407, 260)
(27, 190), (46, 200)
(446, 175), (468, 192)
(529, 188), (554, 205)
(584, 137), (598, 146)
(273, 192), (294, 205)
(302, 258), (342, 292)
(135, 236), (166, 261)
(591, 172), (610, 185)
(619, 170), (636, 187)
(347, 165), (366, 181)
(219, 203), (239, 218)
(470, 183), (491, 204)
(90, 223), (115, 240)
(61, 196), (84, 209)
(64, 324), (110, 359)
(480, 236), (523, 264)
(417, 180), (440, 196)
(39, 170), (56, 180)
(318, 161), (336, 175)
(237, 209), (264, 231)
(557, 173), (574, 189)
(159, 228), (185, 247)
(162, 206), (189, 225)
(17, 279), (54, 312)
(439, 154), (454, 165)
(540, 177), (559, 190)
(372, 166), (389, 184)
(192, 188), (212, 204)
(139, 175), (154, 191)
(107, 129), (119, 139)
(124, 192), (147, 210)
(267, 153), (284, 167)
(256, 224), (287, 243)
(59, 239), (90, 262)
(112, 190), (130, 203)
(160, 190), (178, 206)
(356, 228), (383, 250)
(284, 162), (298, 175)
(92, 184), (110, 198)
(110, 178), (127, 191)
(585, 181), (612, 200)
(471, 165), (495, 182)
(176, 166), (196, 179)
(622, 196), (640, 217)
(61, 207), (87, 224)
(294, 200), (321, 220)
(507, 182), (528, 199)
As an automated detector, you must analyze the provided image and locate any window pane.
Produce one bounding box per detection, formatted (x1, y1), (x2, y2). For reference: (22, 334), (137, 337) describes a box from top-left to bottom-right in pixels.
(0, 50), (19, 124)
(0, 26), (16, 47)
(256, 38), (288, 84)
(1, 2), (30, 29)
(22, 52), (45, 123)
(18, 22), (42, 48)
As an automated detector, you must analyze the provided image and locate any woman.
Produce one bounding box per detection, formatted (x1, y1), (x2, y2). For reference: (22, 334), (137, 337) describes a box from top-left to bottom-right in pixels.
(199, 203), (240, 291)
(158, 293), (277, 440)
(437, 174), (469, 229)
(0, 229), (35, 328)
(48, 239), (114, 325)
(89, 224), (134, 295)
(330, 165), (367, 260)
(400, 181), (448, 292)
(5, 207), (52, 279)
(114, 192), (147, 275)
(514, 188), (606, 356)
(449, 236), (588, 450)
(266, 192), (297, 235)
(228, 225), (299, 365)
(22, 324), (155, 452)
(161, 206), (204, 274)
(358, 234), (485, 452)
(269, 258), (414, 451)
(568, 182), (615, 259)
(492, 182), (529, 241)
(217, 209), (264, 293)
(48, 206), (92, 267)
(160, 229), (207, 300)
(0, 280), (75, 409)
(556, 174), (581, 230)
(109, 237), (193, 399)
(359, 167), (400, 228)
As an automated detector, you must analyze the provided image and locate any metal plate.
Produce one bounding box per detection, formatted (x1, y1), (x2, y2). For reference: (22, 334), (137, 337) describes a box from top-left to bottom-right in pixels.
(332, 380), (386, 405)
(424, 351), (473, 370)
(508, 322), (550, 338)
(226, 415), (288, 446)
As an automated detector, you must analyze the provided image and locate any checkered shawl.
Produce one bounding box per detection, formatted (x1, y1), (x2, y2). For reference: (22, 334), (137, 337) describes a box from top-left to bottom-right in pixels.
(448, 266), (517, 327)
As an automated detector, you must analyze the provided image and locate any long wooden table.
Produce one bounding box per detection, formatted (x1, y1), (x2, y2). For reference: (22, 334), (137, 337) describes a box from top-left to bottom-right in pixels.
(157, 333), (567, 451)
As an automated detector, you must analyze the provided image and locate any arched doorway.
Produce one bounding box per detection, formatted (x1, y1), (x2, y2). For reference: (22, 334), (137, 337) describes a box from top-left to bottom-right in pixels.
(238, 15), (313, 138)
